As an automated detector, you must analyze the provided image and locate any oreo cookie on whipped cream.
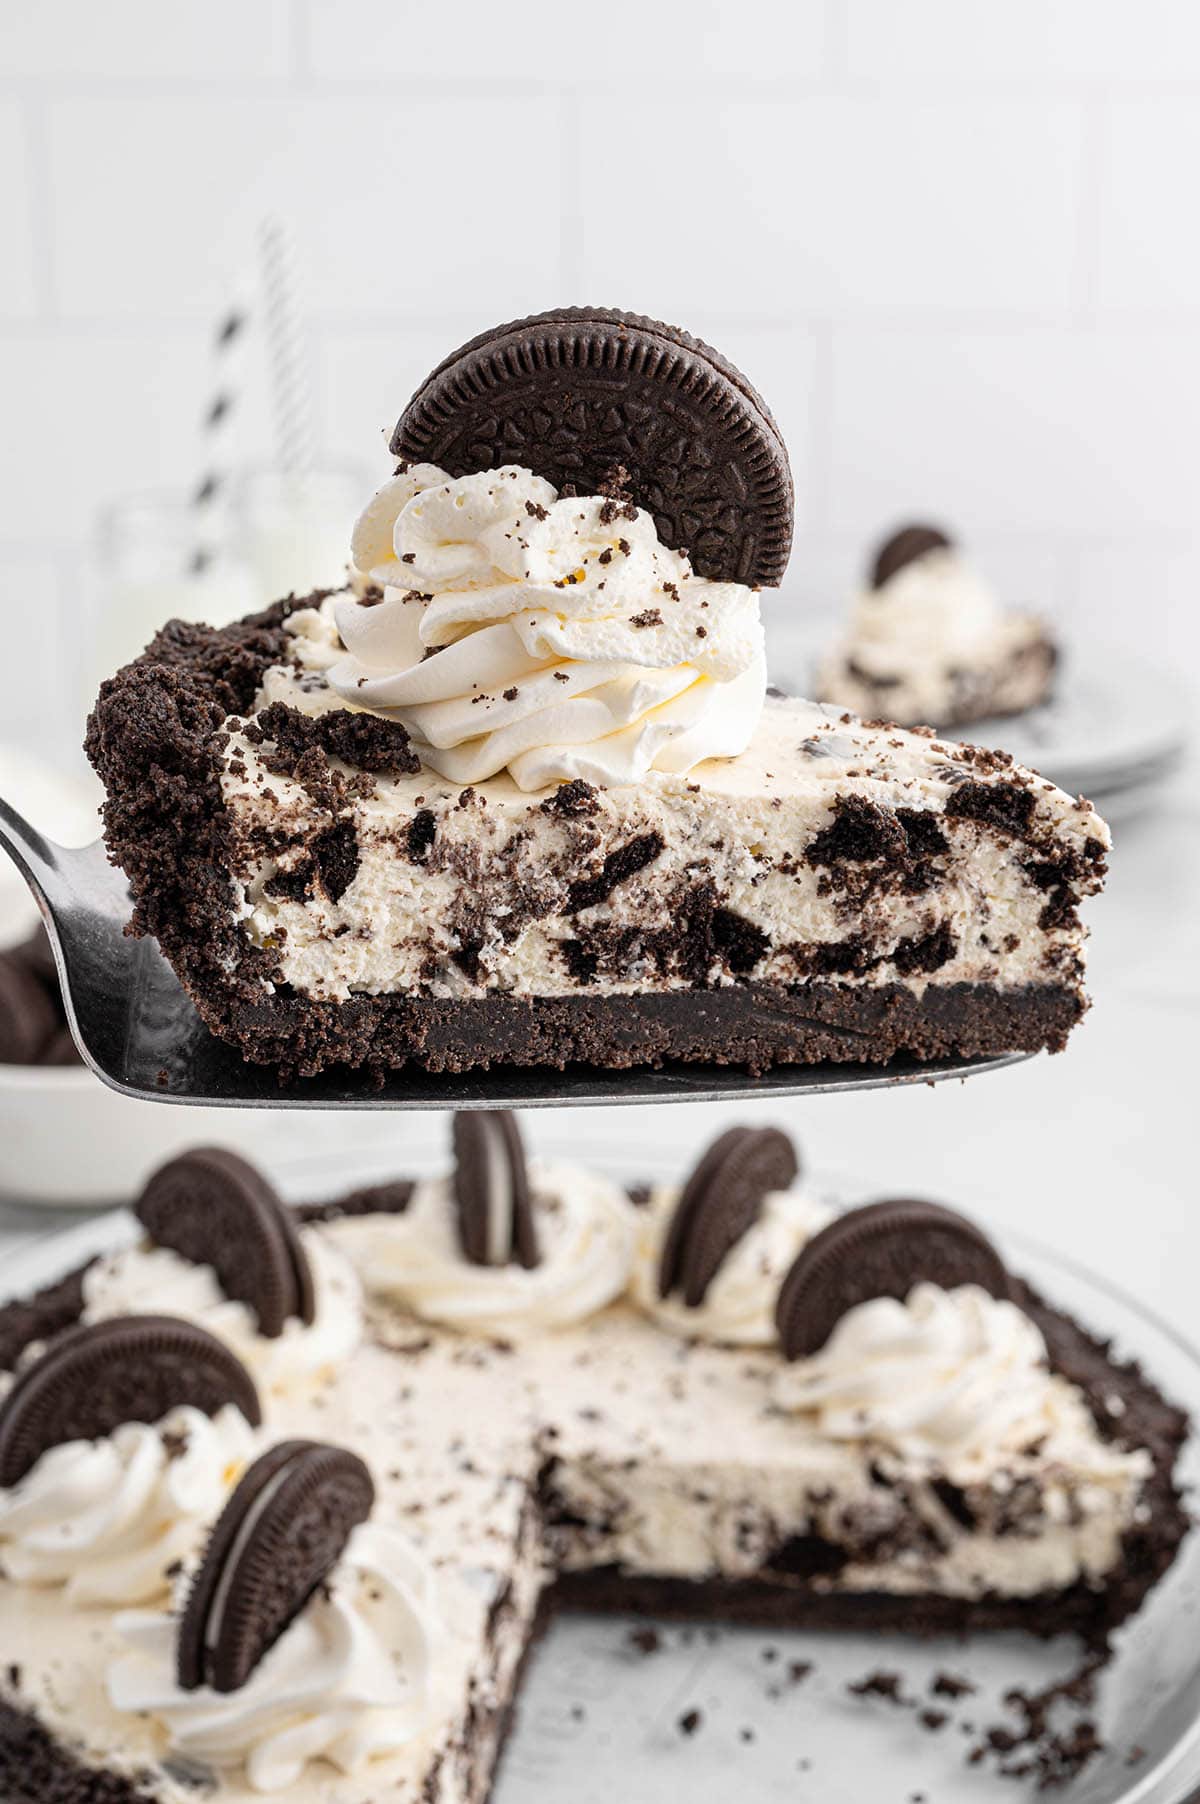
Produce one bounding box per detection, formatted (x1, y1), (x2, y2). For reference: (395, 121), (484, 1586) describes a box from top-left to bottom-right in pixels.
(452, 1110), (539, 1270)
(135, 1148), (315, 1339)
(658, 1126), (799, 1309)
(775, 1197), (1011, 1361)
(178, 1441), (375, 1692)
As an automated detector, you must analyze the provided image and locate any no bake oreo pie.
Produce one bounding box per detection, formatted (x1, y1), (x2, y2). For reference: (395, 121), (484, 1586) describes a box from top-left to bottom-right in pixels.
(818, 522), (1058, 731)
(0, 1121), (1188, 1800)
(86, 310), (1106, 1080)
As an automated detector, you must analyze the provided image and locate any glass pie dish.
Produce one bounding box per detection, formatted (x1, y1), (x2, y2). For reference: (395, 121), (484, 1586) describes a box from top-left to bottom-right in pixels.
(0, 1141), (1196, 1804)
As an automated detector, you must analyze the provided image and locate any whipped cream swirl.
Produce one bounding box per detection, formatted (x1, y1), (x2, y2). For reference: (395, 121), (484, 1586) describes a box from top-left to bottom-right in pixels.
(0, 1404), (255, 1606)
(321, 462), (766, 790)
(82, 1228), (363, 1399)
(630, 1184), (834, 1347)
(772, 1283), (1124, 1481)
(333, 1158), (637, 1337)
(109, 1522), (442, 1794)
(834, 547), (1007, 680)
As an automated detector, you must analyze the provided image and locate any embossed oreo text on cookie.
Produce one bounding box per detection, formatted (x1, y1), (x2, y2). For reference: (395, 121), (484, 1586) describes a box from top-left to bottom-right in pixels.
(0, 1317), (262, 1487)
(391, 308), (794, 587)
(659, 1126), (799, 1308)
(136, 1148), (315, 1339)
(178, 1440), (375, 1693)
(775, 1198), (1010, 1361)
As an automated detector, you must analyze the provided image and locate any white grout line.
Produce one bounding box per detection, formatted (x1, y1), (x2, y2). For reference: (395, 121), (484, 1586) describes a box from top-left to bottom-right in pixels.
(19, 96), (56, 323)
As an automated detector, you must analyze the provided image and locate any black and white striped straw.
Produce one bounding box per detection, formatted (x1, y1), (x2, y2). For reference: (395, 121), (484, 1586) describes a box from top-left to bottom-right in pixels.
(258, 214), (317, 479)
(189, 304), (249, 575)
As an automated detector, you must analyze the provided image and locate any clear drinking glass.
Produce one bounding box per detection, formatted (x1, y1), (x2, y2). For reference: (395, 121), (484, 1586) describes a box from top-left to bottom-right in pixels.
(87, 492), (258, 703)
(231, 462), (368, 608)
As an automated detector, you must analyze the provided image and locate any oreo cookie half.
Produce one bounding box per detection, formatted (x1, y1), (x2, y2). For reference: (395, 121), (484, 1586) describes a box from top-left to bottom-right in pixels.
(391, 307), (794, 587)
(0, 1316), (261, 1488)
(775, 1198), (1011, 1361)
(14, 925), (59, 989)
(870, 523), (952, 590)
(136, 1148), (315, 1339)
(178, 1440), (375, 1693)
(658, 1126), (799, 1308)
(0, 947), (57, 1064)
(452, 1111), (539, 1270)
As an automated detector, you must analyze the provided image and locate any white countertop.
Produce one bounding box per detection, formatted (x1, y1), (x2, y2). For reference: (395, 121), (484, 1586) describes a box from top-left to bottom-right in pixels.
(0, 761), (1194, 1339)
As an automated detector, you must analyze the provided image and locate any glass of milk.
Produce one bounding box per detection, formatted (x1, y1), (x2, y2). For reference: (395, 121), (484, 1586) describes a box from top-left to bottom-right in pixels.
(232, 463), (367, 607)
(87, 492), (259, 703)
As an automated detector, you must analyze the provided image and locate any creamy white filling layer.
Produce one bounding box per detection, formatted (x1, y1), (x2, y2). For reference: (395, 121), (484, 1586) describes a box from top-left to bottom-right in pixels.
(217, 635), (1106, 1007)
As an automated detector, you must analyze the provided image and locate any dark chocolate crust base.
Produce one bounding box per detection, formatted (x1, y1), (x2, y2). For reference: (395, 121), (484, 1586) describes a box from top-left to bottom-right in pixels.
(0, 1257), (1188, 1801)
(219, 977), (1083, 1079)
(85, 601), (1093, 1082)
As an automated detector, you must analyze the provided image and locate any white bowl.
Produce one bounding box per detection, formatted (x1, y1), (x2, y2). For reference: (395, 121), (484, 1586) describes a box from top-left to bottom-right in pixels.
(0, 1058), (430, 1208)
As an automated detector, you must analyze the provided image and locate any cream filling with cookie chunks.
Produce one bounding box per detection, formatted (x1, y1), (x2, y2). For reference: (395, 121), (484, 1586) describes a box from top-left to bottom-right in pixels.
(222, 600), (1107, 1007)
(0, 1133), (1155, 1800)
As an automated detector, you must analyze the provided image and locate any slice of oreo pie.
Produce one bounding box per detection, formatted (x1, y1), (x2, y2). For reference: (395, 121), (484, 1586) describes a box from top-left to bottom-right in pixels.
(452, 1110), (539, 1270)
(178, 1440), (375, 1693)
(658, 1126), (799, 1308)
(136, 1147), (315, 1339)
(775, 1197), (1011, 1361)
(0, 1316), (261, 1488)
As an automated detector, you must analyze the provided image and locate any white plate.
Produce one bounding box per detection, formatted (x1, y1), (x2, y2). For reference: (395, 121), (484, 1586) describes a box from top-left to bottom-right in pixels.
(783, 640), (1191, 800)
(2, 1158), (1198, 1804)
(0, 1062), (433, 1209)
(970, 648), (1190, 797)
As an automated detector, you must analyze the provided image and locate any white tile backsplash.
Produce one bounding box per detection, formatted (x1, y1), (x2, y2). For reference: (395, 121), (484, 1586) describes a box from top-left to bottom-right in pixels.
(0, 105), (41, 320)
(47, 94), (567, 323)
(0, 556), (72, 746)
(575, 96), (1085, 317)
(0, 1), (293, 82)
(1097, 100), (1200, 309)
(844, 0), (1058, 82)
(302, 0), (828, 83)
(826, 326), (1200, 535)
(844, 0), (1200, 83)
(0, 0), (1197, 764)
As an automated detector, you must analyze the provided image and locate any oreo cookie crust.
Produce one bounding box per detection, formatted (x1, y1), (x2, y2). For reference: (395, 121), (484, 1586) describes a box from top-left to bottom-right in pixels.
(390, 307), (794, 587)
(0, 948), (57, 1065)
(659, 1126), (798, 1307)
(178, 1440), (375, 1693)
(136, 1147), (315, 1338)
(776, 1199), (1011, 1360)
(0, 1316), (261, 1487)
